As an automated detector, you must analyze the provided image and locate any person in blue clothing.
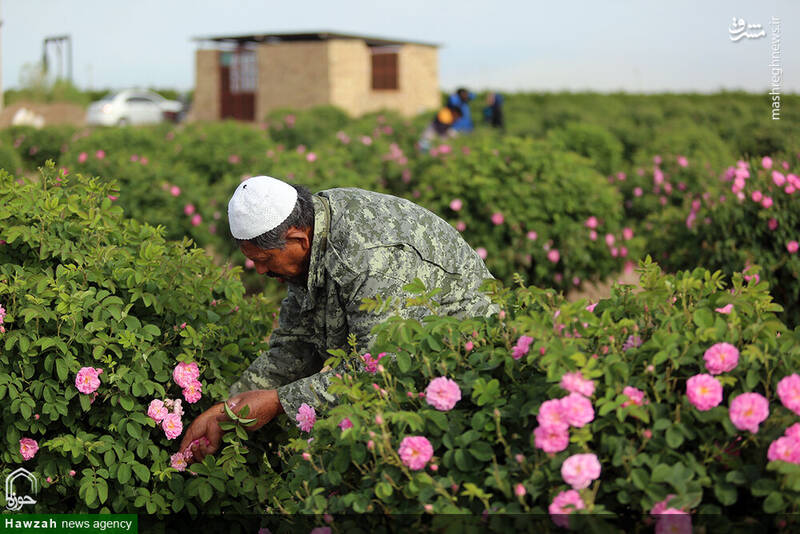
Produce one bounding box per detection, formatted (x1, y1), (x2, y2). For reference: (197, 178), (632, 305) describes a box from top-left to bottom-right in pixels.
(447, 88), (474, 133)
(483, 92), (504, 130)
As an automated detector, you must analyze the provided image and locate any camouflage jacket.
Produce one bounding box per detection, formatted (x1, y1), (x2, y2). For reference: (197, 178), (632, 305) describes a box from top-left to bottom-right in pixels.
(228, 188), (496, 419)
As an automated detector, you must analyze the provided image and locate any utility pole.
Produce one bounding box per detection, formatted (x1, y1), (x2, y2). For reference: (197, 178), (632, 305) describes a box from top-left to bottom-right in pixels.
(42, 35), (72, 84)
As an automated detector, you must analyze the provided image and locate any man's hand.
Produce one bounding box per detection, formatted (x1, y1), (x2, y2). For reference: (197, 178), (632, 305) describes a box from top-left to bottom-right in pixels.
(178, 389), (284, 464)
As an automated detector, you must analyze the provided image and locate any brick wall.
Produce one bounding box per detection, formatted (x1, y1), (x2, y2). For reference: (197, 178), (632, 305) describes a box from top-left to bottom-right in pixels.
(191, 49), (220, 121)
(255, 41), (330, 120)
(328, 40), (439, 117)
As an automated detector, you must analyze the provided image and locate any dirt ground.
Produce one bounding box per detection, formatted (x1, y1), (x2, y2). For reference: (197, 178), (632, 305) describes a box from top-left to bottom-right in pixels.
(0, 101), (87, 128)
(566, 269), (640, 303)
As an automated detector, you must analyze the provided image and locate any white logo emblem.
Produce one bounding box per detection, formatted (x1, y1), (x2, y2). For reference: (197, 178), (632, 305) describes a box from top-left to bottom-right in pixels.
(5, 468), (38, 511)
(729, 17), (766, 41)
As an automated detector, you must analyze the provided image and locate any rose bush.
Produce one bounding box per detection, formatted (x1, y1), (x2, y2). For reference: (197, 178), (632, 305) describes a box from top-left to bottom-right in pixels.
(263, 259), (800, 532)
(0, 163), (278, 515)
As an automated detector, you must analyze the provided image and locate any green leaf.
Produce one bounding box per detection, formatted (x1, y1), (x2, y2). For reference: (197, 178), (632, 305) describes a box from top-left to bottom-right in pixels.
(119, 396), (134, 411)
(56, 358), (69, 382)
(198, 482), (213, 504)
(631, 468), (648, 490)
(97, 480), (109, 504)
(665, 425), (684, 448)
(763, 491), (784, 513)
(85, 485), (97, 506)
(396, 352), (411, 373)
(375, 482), (393, 500)
(713, 481), (737, 506)
(117, 463), (131, 484)
(468, 441), (494, 462)
(693, 309), (713, 329)
(132, 463), (150, 483)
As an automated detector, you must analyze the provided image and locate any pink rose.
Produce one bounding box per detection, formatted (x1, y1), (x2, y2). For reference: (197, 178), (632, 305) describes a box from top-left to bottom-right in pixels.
(622, 386), (645, 407)
(533, 423), (570, 453)
(547, 249), (560, 263)
(767, 436), (800, 464)
(777, 374), (800, 415)
(549, 489), (585, 528)
(184, 204), (195, 216)
(686, 374), (723, 411)
(515, 483), (526, 497)
(182, 380), (203, 404)
(527, 230), (538, 240)
(715, 304), (733, 314)
(476, 247), (487, 260)
(75, 367), (103, 394)
(561, 453), (601, 490)
(622, 227), (634, 240)
(173, 362), (200, 388)
(397, 436), (434, 470)
(560, 371), (595, 397)
(338, 418), (353, 430)
(162, 413), (183, 440)
(491, 212), (504, 225)
(425, 376), (462, 411)
(147, 399), (168, 422)
(703, 342), (739, 375)
(561, 393), (594, 428)
(585, 216), (598, 229)
(729, 392), (769, 433)
(19, 438), (39, 460)
(449, 199), (463, 211)
(512, 335), (533, 360)
(78, 152), (88, 163)
(95, 150), (106, 159)
(762, 156), (773, 169)
(170, 452), (188, 471)
(296, 403), (316, 432)
(191, 214), (202, 226)
(787, 241), (799, 254)
(537, 398), (569, 429)
(170, 185), (181, 197)
(677, 155), (688, 168)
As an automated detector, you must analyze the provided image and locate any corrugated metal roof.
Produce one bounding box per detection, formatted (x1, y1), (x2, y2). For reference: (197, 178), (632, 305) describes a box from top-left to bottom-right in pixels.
(192, 30), (439, 48)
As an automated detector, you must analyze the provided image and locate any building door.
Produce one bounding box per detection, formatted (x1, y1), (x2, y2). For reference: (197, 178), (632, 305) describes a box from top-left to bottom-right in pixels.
(220, 48), (256, 121)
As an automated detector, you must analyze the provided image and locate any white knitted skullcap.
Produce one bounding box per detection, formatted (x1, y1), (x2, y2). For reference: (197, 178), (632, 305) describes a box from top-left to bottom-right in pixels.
(228, 176), (298, 240)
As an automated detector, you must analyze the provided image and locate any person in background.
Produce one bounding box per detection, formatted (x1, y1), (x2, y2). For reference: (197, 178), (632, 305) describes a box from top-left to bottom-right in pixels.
(419, 105), (462, 152)
(483, 92), (505, 130)
(447, 88), (475, 133)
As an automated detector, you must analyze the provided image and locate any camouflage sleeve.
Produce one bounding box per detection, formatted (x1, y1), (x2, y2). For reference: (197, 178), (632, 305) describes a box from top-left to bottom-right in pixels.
(273, 269), (418, 420)
(273, 246), (497, 419)
(228, 287), (322, 398)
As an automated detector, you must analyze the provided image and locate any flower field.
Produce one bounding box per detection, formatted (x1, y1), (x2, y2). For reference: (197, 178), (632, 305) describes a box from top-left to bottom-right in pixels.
(1, 91), (800, 530)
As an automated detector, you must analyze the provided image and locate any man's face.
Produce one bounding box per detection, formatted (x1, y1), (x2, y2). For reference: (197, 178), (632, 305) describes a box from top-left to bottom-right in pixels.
(240, 237), (309, 286)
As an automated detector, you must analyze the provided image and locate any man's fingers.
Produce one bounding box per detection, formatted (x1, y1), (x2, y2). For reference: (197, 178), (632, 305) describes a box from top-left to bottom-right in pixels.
(179, 426), (199, 455)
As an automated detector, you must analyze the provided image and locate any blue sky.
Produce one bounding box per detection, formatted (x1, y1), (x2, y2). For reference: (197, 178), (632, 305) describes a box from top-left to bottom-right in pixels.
(3, 0), (798, 93)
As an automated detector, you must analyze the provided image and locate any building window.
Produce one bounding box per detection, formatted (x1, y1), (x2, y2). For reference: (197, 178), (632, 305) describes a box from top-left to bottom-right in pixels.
(371, 46), (399, 90)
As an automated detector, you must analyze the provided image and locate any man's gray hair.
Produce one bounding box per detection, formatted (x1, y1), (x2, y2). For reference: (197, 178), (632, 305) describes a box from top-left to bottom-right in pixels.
(235, 184), (314, 250)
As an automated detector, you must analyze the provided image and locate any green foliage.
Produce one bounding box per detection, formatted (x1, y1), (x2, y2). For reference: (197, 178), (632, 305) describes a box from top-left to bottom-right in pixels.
(413, 136), (632, 290)
(0, 142), (23, 174)
(641, 156), (800, 325)
(0, 163), (276, 515)
(270, 261), (800, 526)
(548, 122), (623, 175)
(2, 125), (77, 169)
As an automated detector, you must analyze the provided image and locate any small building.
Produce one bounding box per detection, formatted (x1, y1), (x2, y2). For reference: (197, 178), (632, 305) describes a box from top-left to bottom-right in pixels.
(191, 31), (440, 121)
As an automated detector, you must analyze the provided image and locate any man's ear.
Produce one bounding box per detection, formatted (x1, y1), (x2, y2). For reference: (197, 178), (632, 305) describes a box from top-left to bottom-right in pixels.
(284, 227), (311, 251)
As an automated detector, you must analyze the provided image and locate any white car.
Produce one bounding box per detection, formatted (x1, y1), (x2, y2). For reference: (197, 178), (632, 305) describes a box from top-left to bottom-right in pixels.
(87, 89), (183, 126)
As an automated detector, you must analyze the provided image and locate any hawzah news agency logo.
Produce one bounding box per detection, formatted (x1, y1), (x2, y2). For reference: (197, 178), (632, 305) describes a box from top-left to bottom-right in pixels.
(4, 467), (38, 511)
